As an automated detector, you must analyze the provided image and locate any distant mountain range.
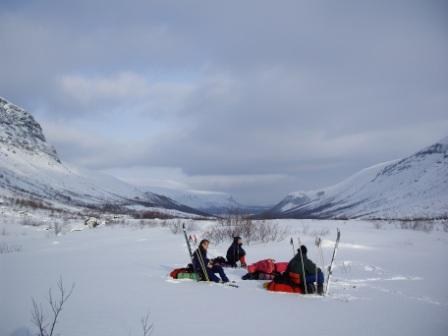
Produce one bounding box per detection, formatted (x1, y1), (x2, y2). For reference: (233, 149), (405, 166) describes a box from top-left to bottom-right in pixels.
(149, 187), (270, 215)
(0, 97), (205, 218)
(262, 137), (448, 220)
(2, 96), (445, 220)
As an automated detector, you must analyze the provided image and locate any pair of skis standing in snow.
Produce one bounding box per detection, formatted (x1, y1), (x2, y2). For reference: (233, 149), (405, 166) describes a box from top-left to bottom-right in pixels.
(287, 229), (340, 295)
(182, 223), (341, 295)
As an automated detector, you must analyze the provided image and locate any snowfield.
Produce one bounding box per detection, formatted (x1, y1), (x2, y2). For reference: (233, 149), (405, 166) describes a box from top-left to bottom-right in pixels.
(1, 219), (448, 336)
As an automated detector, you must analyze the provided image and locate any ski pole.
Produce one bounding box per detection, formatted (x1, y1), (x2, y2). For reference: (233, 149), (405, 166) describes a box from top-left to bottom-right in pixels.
(314, 240), (318, 294)
(290, 237), (295, 256)
(315, 236), (326, 271)
(315, 236), (325, 293)
(325, 228), (341, 295)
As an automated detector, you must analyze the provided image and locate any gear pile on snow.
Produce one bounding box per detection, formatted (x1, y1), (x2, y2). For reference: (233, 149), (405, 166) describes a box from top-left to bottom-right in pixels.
(170, 265), (199, 280)
(172, 224), (341, 295)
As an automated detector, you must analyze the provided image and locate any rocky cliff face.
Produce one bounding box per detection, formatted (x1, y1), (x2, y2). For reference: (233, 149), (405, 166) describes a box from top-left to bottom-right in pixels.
(0, 97), (60, 162)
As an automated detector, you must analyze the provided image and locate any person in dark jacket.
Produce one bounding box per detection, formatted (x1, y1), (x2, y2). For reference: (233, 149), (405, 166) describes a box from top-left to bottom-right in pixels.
(226, 236), (247, 267)
(286, 245), (324, 295)
(193, 239), (229, 283)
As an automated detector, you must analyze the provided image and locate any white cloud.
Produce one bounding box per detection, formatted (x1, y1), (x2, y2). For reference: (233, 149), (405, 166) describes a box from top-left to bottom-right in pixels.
(59, 72), (150, 104)
(1, 0), (447, 204)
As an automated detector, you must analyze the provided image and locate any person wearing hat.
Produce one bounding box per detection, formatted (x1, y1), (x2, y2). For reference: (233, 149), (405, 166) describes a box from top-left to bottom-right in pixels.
(226, 236), (247, 267)
(286, 245), (324, 295)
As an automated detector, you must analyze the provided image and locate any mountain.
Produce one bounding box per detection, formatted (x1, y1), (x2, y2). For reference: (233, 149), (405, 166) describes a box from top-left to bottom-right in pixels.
(148, 187), (270, 215)
(263, 137), (448, 220)
(0, 97), (205, 217)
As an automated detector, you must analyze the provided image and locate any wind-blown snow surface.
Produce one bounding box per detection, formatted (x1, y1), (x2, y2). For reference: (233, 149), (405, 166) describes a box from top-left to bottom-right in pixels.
(0, 97), (202, 216)
(265, 137), (448, 219)
(1, 219), (447, 336)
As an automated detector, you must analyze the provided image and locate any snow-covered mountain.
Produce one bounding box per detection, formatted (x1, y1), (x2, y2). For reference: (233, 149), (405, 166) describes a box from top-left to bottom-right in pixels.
(148, 188), (269, 215)
(263, 137), (448, 220)
(0, 97), (204, 217)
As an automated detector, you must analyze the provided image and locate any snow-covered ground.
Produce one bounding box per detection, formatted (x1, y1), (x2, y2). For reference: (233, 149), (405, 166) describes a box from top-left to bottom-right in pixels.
(1, 219), (447, 336)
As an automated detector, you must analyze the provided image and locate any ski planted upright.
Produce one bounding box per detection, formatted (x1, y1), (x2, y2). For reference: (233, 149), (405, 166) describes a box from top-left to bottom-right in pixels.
(182, 223), (194, 260)
(325, 228), (341, 295)
(182, 223), (200, 280)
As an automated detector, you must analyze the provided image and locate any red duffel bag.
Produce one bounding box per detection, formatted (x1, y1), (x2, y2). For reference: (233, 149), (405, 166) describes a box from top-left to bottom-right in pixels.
(247, 259), (275, 274)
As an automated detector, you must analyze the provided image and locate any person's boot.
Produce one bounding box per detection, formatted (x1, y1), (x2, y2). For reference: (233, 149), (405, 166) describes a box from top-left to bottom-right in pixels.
(307, 283), (316, 294)
(317, 283), (324, 295)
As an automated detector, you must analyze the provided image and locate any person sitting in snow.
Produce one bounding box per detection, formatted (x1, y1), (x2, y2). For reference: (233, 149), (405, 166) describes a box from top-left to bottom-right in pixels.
(193, 239), (230, 283)
(286, 245), (324, 295)
(226, 236), (247, 267)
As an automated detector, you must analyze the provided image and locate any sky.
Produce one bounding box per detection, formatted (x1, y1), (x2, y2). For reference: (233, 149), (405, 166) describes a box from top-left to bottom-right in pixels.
(0, 0), (447, 205)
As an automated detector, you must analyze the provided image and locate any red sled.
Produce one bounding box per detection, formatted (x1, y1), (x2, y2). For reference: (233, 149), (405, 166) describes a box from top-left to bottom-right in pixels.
(265, 272), (302, 294)
(266, 282), (302, 294)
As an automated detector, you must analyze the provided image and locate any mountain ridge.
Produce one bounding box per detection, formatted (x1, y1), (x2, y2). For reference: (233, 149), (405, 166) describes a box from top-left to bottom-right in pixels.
(262, 137), (448, 220)
(0, 97), (206, 217)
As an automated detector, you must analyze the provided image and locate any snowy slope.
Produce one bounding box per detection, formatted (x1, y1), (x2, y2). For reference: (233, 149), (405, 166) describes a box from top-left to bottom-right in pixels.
(264, 137), (448, 219)
(0, 97), (204, 216)
(1, 219), (447, 336)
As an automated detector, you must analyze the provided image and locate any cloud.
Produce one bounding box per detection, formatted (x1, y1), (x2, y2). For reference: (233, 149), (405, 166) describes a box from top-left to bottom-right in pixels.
(1, 0), (447, 204)
(59, 72), (150, 104)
